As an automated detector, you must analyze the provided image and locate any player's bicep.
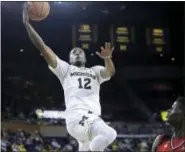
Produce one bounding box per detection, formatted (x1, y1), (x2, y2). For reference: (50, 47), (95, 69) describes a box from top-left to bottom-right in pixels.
(151, 135), (162, 152)
(42, 45), (57, 68)
(92, 66), (110, 84)
(100, 68), (110, 79)
(48, 56), (70, 81)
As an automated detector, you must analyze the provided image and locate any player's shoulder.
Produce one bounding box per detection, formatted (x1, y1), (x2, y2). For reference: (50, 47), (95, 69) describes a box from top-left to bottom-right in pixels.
(91, 65), (105, 68)
(91, 65), (105, 71)
(69, 64), (81, 71)
(152, 134), (171, 152)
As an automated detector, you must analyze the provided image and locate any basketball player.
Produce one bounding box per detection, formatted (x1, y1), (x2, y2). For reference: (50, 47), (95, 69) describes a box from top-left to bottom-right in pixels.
(152, 97), (185, 152)
(23, 3), (117, 152)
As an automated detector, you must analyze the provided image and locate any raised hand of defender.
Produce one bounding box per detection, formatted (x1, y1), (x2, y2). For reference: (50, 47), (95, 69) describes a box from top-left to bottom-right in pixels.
(96, 42), (114, 59)
(23, 2), (29, 24)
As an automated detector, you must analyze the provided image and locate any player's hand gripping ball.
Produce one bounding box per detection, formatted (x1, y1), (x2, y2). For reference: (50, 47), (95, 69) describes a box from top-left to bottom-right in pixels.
(27, 1), (50, 21)
(96, 42), (114, 59)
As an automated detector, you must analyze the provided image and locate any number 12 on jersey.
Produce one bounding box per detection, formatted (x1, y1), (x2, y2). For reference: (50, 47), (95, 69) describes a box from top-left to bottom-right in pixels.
(78, 78), (91, 90)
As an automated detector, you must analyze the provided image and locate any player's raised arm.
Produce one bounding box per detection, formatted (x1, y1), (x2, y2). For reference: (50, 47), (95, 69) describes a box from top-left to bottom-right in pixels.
(96, 42), (115, 78)
(22, 3), (57, 68)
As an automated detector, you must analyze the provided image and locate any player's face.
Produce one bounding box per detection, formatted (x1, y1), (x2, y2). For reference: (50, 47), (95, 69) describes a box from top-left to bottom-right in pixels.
(166, 101), (184, 125)
(69, 47), (86, 67)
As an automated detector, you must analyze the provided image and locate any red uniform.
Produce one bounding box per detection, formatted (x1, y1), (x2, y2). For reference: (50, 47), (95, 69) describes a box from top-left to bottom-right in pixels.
(157, 135), (185, 152)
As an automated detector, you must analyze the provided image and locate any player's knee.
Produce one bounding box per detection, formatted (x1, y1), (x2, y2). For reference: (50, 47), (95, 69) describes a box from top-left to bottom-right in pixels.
(105, 127), (117, 144)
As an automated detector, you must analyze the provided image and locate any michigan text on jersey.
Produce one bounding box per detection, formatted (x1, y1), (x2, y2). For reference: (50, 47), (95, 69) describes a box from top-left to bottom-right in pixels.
(70, 71), (96, 80)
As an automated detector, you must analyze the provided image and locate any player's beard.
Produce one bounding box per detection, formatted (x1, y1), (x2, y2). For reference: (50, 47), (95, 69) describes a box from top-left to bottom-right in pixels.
(73, 61), (85, 67)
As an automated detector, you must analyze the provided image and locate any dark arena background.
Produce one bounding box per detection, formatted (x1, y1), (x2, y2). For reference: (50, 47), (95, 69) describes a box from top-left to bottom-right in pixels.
(1, 1), (184, 152)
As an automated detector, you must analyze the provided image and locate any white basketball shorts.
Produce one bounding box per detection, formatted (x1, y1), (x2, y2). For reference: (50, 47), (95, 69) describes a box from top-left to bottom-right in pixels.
(63, 109), (102, 142)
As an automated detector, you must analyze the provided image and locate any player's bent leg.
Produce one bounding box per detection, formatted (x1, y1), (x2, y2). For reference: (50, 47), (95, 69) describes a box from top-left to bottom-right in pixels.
(89, 119), (117, 151)
(78, 140), (90, 151)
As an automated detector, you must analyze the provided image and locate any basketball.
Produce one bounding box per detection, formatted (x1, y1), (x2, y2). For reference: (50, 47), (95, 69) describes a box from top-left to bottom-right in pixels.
(27, 2), (50, 21)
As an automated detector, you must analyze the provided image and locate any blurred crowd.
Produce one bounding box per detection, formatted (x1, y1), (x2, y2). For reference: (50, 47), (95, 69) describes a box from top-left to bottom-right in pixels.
(2, 75), (173, 152)
(1, 128), (75, 152)
(2, 128), (157, 152)
(2, 111), (172, 152)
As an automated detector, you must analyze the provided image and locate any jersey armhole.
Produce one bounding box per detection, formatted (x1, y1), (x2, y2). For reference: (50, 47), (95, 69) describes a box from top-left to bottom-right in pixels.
(159, 134), (171, 141)
(61, 65), (71, 85)
(158, 134), (171, 146)
(159, 134), (166, 140)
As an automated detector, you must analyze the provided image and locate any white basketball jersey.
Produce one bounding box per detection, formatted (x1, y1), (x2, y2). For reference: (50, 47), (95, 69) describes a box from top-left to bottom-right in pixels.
(49, 56), (110, 115)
